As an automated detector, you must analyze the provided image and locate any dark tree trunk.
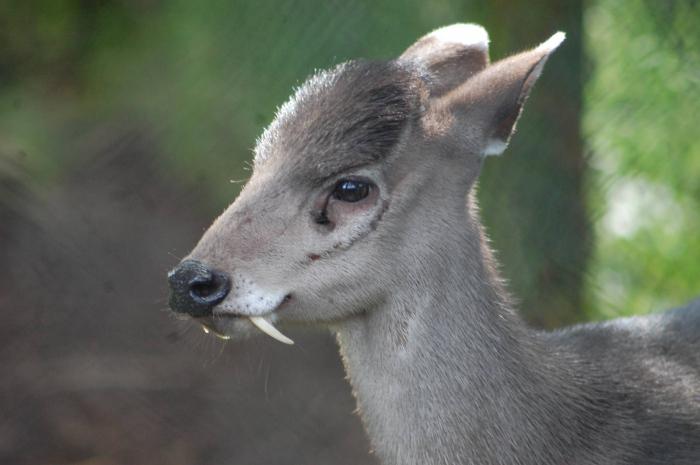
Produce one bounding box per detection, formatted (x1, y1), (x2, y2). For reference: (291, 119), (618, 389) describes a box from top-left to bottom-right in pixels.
(477, 0), (590, 328)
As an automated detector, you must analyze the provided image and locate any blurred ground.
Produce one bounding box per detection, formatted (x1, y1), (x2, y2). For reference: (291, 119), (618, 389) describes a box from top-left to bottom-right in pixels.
(0, 126), (376, 465)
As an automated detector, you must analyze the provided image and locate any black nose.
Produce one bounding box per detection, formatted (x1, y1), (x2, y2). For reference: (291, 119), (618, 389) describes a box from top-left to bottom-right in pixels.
(167, 259), (231, 317)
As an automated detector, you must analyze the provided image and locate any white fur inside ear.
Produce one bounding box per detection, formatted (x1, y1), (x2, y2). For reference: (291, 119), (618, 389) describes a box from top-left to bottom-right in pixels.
(428, 23), (489, 51)
(537, 31), (566, 53)
(483, 139), (508, 156)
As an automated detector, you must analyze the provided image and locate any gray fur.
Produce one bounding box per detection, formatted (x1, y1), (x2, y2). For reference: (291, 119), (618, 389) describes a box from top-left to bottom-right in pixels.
(255, 60), (420, 181)
(175, 25), (700, 464)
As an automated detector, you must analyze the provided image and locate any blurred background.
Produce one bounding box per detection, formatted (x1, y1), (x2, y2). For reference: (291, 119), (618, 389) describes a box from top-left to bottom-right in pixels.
(1, 0), (698, 464)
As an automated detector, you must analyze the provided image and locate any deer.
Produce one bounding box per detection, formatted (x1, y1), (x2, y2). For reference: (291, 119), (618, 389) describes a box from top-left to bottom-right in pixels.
(167, 24), (700, 465)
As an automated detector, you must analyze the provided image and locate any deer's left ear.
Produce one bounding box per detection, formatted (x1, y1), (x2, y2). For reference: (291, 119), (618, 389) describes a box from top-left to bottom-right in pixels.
(434, 31), (565, 156)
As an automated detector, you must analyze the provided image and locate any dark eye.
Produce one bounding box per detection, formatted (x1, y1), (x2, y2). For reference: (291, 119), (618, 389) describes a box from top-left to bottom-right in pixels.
(332, 179), (371, 203)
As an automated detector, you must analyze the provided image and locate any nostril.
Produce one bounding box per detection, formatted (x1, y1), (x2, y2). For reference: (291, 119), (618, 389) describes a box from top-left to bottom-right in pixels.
(168, 259), (231, 317)
(189, 272), (230, 304)
(190, 279), (217, 299)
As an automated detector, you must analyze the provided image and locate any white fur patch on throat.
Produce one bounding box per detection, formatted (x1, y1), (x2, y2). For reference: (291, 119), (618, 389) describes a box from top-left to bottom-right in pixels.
(483, 139), (508, 156)
(428, 23), (489, 51)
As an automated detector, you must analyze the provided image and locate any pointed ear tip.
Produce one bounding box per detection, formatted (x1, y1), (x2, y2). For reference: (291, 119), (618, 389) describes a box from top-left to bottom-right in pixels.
(428, 23), (490, 51)
(537, 31), (566, 54)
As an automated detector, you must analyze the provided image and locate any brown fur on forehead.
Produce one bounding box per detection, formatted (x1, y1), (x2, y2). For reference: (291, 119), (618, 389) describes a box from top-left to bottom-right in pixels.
(254, 60), (421, 180)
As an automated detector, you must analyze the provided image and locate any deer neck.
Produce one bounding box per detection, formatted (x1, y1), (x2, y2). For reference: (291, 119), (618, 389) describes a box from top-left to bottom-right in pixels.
(334, 193), (587, 465)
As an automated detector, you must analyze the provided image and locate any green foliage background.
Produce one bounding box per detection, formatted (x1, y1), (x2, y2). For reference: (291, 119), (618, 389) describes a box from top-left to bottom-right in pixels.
(585, 0), (700, 317)
(1, 0), (698, 321)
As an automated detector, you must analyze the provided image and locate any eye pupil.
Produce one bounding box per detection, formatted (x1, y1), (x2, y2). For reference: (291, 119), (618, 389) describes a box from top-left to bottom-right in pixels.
(332, 179), (370, 202)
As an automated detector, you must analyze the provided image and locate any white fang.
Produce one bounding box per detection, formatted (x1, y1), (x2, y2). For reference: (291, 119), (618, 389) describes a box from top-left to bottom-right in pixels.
(249, 316), (295, 345)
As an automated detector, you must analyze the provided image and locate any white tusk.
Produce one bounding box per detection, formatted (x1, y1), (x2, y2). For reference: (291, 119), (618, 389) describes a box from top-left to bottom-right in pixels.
(249, 316), (294, 345)
(202, 326), (210, 334)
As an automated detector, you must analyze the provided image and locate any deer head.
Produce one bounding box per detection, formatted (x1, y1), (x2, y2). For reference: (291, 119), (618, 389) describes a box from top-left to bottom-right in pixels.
(167, 24), (564, 344)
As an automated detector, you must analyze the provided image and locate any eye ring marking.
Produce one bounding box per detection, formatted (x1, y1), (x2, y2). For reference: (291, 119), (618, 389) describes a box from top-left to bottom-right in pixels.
(331, 179), (372, 203)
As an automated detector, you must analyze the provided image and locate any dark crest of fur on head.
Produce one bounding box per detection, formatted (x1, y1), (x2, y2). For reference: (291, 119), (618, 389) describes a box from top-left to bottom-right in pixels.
(255, 59), (422, 180)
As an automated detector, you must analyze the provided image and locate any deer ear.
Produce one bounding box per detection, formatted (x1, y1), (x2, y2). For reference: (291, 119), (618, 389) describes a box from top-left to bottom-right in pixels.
(400, 23), (490, 97)
(437, 31), (565, 156)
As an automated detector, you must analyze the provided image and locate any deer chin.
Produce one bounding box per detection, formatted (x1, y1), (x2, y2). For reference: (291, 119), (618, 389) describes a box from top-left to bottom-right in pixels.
(189, 274), (295, 344)
(197, 293), (295, 344)
(197, 313), (294, 345)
